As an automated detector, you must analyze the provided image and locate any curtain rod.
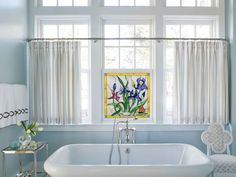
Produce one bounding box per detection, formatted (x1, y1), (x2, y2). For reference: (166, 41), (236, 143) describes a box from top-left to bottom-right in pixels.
(26, 37), (228, 42)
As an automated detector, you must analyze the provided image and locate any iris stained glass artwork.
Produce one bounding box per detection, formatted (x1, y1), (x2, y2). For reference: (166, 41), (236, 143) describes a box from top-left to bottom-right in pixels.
(104, 73), (150, 118)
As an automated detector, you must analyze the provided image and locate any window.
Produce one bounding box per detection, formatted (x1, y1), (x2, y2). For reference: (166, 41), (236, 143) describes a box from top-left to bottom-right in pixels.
(163, 17), (218, 124)
(104, 0), (153, 6)
(166, 0), (218, 7)
(31, 1), (224, 126)
(102, 17), (154, 123)
(37, 17), (90, 123)
(103, 19), (153, 69)
(42, 0), (88, 6)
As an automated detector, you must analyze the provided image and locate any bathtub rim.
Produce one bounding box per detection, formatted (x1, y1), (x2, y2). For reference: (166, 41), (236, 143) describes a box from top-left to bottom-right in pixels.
(44, 143), (213, 168)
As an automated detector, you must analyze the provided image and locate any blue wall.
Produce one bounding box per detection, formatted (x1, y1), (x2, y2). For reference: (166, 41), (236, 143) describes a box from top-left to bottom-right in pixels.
(1, 2), (236, 175)
(0, 41), (26, 84)
(230, 4), (236, 154)
(226, 0), (236, 154)
(0, 0), (28, 176)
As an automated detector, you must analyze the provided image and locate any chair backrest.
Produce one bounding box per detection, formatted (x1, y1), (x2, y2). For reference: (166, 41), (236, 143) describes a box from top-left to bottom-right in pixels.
(201, 124), (233, 156)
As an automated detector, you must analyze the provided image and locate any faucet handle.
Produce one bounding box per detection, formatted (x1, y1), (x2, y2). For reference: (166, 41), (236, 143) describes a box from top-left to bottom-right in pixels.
(118, 127), (136, 144)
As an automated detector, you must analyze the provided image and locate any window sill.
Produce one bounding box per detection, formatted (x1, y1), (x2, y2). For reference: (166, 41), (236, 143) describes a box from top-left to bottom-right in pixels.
(40, 124), (208, 132)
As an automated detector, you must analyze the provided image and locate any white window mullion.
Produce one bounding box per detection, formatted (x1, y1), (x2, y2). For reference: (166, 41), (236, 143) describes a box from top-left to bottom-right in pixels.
(194, 24), (197, 37)
(72, 24), (75, 38)
(134, 25), (136, 69)
(118, 24), (121, 68)
(57, 25), (59, 38)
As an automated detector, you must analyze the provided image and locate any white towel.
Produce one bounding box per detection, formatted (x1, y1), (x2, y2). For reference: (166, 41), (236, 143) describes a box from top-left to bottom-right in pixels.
(0, 84), (28, 128)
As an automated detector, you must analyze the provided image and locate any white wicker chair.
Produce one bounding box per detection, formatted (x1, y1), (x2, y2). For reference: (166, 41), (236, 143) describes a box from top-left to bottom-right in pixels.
(201, 124), (236, 177)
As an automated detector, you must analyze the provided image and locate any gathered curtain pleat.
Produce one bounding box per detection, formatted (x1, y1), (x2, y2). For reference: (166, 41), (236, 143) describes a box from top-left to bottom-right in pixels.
(29, 41), (81, 125)
(174, 41), (228, 124)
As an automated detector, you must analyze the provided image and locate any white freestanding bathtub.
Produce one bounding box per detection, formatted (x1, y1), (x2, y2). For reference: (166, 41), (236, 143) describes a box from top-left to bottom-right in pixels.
(44, 144), (213, 177)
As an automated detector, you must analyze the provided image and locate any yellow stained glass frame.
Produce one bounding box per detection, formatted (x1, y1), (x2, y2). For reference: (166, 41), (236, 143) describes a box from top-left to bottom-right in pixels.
(104, 72), (150, 119)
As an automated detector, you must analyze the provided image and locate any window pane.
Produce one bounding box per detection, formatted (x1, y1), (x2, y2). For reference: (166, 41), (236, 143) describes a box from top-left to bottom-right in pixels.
(104, 25), (119, 46)
(181, 25), (195, 38)
(135, 0), (150, 6)
(182, 0), (195, 6)
(58, 0), (73, 6)
(81, 72), (89, 123)
(104, 0), (152, 6)
(43, 25), (58, 38)
(165, 72), (174, 112)
(42, 0), (57, 6)
(135, 25), (150, 46)
(196, 25), (211, 38)
(166, 0), (180, 6)
(105, 48), (119, 69)
(104, 0), (119, 6)
(120, 25), (135, 46)
(104, 21), (152, 70)
(136, 48), (150, 69)
(81, 73), (89, 106)
(120, 48), (134, 69)
(135, 25), (150, 37)
(120, 0), (135, 6)
(166, 25), (180, 38)
(105, 25), (119, 37)
(81, 47), (89, 69)
(165, 47), (174, 68)
(74, 0), (88, 6)
(58, 25), (73, 38)
(74, 24), (89, 46)
(197, 0), (211, 7)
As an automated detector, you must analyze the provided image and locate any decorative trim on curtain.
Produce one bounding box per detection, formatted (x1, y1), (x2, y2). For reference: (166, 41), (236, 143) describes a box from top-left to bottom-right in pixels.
(29, 41), (81, 125)
(174, 41), (228, 124)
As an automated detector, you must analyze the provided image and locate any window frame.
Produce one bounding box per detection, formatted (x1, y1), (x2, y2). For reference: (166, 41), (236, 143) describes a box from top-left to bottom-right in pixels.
(163, 15), (219, 38)
(162, 15), (219, 124)
(35, 15), (92, 124)
(102, 16), (155, 69)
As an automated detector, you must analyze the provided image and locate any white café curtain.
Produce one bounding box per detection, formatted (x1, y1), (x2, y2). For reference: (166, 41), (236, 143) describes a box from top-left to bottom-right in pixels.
(174, 40), (229, 124)
(29, 41), (81, 125)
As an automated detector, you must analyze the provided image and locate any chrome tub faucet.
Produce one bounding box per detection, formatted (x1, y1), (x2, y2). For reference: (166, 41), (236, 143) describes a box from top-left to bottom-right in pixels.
(117, 120), (136, 144)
